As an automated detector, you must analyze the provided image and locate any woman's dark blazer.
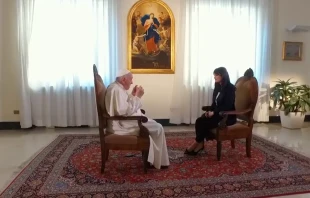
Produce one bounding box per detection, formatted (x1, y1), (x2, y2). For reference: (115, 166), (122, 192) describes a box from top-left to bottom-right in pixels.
(210, 82), (236, 126)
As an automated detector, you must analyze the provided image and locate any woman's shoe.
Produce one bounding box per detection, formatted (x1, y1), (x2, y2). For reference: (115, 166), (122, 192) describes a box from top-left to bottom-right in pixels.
(187, 146), (204, 156)
(184, 148), (193, 155)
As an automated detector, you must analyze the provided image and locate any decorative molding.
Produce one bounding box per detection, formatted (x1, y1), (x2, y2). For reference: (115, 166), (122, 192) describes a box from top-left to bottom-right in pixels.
(268, 115), (310, 123)
(0, 122), (21, 130)
(286, 25), (310, 33)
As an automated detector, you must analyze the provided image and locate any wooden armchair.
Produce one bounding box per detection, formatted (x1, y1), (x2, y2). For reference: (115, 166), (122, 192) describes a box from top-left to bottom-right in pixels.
(209, 68), (258, 160)
(93, 64), (150, 173)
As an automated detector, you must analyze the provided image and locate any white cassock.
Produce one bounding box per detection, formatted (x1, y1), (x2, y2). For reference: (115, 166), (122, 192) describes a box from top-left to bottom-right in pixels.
(105, 81), (170, 169)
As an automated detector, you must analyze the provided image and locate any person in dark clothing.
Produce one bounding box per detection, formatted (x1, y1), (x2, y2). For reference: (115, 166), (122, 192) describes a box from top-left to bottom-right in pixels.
(185, 67), (236, 155)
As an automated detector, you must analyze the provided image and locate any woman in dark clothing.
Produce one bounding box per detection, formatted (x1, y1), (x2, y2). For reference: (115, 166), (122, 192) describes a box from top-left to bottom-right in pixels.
(185, 67), (236, 155)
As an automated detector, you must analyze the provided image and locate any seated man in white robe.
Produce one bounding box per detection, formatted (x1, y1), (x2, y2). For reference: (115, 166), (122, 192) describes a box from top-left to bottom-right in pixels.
(105, 69), (170, 169)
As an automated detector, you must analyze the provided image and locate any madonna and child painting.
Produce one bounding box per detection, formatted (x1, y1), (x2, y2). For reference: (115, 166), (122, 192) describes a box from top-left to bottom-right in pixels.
(128, 0), (175, 74)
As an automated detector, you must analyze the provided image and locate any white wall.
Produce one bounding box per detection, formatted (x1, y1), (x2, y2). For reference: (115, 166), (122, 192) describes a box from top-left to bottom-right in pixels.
(0, 0), (3, 121)
(269, 0), (310, 116)
(1, 0), (310, 122)
(0, 0), (20, 122)
(271, 0), (310, 85)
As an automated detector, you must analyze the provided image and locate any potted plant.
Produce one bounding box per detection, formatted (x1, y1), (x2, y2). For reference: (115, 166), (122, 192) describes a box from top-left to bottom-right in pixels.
(270, 79), (310, 129)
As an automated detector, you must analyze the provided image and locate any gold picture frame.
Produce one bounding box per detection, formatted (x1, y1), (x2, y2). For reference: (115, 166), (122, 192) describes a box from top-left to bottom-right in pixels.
(127, 0), (175, 74)
(282, 41), (303, 61)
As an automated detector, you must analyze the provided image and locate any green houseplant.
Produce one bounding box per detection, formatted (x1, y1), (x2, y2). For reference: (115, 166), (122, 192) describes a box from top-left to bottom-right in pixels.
(270, 79), (310, 129)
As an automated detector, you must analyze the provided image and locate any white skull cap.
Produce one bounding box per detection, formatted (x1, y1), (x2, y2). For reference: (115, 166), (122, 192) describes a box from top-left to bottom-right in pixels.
(116, 68), (131, 77)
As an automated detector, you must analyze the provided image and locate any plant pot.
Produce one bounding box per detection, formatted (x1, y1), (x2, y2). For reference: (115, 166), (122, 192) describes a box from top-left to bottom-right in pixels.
(279, 111), (305, 129)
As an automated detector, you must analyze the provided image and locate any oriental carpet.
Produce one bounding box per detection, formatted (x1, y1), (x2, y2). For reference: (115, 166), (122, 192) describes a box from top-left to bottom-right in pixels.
(1, 132), (310, 198)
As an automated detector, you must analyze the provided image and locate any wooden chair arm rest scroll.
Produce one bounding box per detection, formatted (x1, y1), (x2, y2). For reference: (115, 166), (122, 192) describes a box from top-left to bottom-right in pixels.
(201, 106), (212, 111)
(219, 108), (252, 116)
(107, 116), (150, 138)
(108, 116), (148, 122)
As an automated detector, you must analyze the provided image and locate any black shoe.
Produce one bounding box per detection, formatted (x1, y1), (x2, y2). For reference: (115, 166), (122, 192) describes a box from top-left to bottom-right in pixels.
(187, 146), (204, 156)
(184, 148), (193, 155)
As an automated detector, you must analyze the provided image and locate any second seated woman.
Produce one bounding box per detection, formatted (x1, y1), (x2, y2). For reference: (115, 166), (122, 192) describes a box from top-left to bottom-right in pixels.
(185, 67), (237, 155)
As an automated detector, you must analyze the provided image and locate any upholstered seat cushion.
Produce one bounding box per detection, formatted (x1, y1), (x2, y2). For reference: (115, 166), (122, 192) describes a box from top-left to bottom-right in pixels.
(227, 122), (249, 132)
(105, 134), (138, 145)
(211, 122), (250, 137)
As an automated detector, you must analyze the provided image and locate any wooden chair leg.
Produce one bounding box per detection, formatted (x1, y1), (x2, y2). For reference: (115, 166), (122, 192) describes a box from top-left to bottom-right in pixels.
(231, 140), (235, 149)
(101, 148), (107, 173)
(105, 149), (109, 161)
(217, 141), (222, 161)
(246, 137), (252, 158)
(142, 150), (149, 174)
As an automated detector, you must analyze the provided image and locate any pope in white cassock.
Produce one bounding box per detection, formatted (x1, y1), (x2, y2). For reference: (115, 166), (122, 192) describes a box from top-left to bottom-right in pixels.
(104, 68), (170, 169)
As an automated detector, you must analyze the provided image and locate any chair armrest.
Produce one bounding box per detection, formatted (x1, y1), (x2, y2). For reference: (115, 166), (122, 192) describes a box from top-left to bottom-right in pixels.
(107, 116), (150, 138)
(108, 116), (148, 123)
(202, 106), (212, 111)
(219, 108), (251, 116)
(217, 108), (251, 130)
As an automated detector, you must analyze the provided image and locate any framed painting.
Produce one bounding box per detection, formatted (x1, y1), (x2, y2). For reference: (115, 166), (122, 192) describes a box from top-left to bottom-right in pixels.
(127, 0), (175, 74)
(282, 41), (303, 61)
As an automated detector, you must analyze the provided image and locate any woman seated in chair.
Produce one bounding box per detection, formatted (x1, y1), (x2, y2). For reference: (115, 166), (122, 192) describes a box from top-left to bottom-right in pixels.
(185, 67), (237, 155)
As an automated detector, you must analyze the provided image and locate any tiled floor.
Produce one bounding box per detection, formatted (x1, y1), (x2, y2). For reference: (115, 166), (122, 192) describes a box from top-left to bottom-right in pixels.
(1, 123), (310, 197)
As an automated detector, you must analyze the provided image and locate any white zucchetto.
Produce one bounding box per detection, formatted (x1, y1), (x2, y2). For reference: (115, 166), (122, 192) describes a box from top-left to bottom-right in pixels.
(116, 68), (131, 77)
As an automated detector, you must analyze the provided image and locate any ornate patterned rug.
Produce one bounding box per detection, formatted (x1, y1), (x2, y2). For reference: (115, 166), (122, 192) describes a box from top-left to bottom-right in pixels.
(1, 132), (310, 198)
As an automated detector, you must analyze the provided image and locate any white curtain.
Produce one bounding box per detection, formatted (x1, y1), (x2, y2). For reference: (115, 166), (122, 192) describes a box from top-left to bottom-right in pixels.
(17, 0), (119, 128)
(17, 0), (35, 128)
(170, 0), (274, 124)
(252, 0), (274, 122)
